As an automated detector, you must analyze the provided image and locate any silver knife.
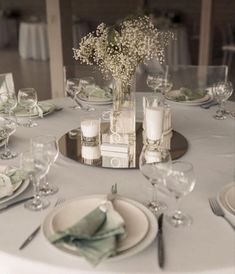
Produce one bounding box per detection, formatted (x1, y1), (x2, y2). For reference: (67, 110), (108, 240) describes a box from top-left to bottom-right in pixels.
(157, 213), (165, 268)
(0, 196), (33, 212)
(19, 226), (40, 250)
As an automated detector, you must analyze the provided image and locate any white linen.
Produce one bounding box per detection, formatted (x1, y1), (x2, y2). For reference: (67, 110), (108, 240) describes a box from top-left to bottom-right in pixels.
(0, 94), (234, 274)
(18, 22), (49, 60)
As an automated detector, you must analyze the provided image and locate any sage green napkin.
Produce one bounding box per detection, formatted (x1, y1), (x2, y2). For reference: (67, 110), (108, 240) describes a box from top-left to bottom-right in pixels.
(13, 103), (54, 117)
(0, 169), (26, 199)
(170, 88), (207, 102)
(50, 202), (126, 266)
(80, 84), (112, 101)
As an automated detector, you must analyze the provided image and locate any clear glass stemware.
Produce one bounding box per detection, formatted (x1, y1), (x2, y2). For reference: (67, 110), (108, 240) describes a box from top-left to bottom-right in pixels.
(18, 88), (38, 127)
(65, 77), (95, 111)
(165, 161), (196, 227)
(0, 115), (18, 160)
(212, 81), (233, 120)
(0, 92), (17, 117)
(31, 135), (59, 195)
(139, 145), (172, 214)
(20, 150), (50, 211)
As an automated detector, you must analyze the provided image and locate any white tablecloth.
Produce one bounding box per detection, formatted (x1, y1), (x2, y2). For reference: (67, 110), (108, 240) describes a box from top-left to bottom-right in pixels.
(166, 26), (191, 66)
(0, 94), (234, 274)
(0, 18), (17, 48)
(18, 22), (49, 60)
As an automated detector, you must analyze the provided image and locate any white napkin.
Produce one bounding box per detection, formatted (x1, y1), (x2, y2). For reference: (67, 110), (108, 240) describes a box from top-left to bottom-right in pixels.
(0, 174), (13, 199)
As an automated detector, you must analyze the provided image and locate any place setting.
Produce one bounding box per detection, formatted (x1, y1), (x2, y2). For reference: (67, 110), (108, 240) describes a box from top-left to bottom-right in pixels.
(209, 181), (235, 229)
(41, 184), (158, 266)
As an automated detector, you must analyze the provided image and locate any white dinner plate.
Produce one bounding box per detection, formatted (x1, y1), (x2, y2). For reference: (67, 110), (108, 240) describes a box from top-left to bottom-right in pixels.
(78, 96), (113, 105)
(224, 184), (235, 213)
(0, 168), (30, 205)
(42, 195), (158, 262)
(166, 89), (212, 106)
(218, 182), (235, 216)
(15, 103), (56, 118)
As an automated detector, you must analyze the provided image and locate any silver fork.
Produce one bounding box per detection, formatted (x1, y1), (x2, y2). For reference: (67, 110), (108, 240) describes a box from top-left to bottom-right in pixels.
(99, 183), (118, 212)
(19, 197), (65, 250)
(208, 197), (235, 230)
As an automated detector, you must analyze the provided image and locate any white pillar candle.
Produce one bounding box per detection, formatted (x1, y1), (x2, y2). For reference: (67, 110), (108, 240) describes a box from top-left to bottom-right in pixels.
(81, 145), (101, 160)
(145, 107), (164, 141)
(81, 120), (100, 138)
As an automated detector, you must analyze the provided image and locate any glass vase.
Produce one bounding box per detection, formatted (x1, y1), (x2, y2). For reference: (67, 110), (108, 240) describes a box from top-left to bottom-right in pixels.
(110, 78), (136, 144)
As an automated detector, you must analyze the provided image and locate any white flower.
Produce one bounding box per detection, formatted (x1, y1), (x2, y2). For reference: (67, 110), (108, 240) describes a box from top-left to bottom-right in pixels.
(73, 16), (173, 85)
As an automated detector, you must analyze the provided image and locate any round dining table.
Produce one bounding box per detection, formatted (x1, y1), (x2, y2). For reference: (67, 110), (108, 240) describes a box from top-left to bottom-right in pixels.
(0, 93), (234, 274)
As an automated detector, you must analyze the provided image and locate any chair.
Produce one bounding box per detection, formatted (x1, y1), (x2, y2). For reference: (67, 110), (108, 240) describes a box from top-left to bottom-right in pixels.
(167, 65), (228, 91)
(0, 73), (15, 94)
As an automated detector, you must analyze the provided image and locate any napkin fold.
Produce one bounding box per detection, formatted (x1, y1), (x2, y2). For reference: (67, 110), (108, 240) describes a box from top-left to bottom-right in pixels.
(13, 103), (53, 117)
(50, 201), (126, 266)
(80, 84), (112, 101)
(0, 169), (25, 199)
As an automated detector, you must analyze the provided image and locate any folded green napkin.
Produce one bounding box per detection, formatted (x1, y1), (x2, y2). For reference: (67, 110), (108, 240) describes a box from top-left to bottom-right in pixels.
(80, 84), (112, 101)
(0, 169), (26, 199)
(13, 103), (54, 117)
(6, 169), (26, 187)
(50, 202), (126, 266)
(171, 88), (207, 102)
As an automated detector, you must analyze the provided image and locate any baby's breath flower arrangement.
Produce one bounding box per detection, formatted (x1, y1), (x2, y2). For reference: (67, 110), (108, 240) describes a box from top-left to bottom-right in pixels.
(73, 15), (172, 86)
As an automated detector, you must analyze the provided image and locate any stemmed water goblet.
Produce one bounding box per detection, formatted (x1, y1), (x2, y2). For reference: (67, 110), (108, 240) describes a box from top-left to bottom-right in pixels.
(139, 145), (172, 214)
(18, 88), (38, 127)
(147, 72), (173, 106)
(20, 150), (50, 211)
(212, 81), (233, 120)
(0, 115), (18, 159)
(31, 135), (59, 195)
(65, 77), (95, 111)
(154, 75), (173, 104)
(165, 161), (196, 227)
(0, 92), (17, 117)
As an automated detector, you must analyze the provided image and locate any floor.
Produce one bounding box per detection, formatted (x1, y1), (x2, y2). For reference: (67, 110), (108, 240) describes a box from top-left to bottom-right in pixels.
(0, 48), (235, 102)
(0, 48), (51, 101)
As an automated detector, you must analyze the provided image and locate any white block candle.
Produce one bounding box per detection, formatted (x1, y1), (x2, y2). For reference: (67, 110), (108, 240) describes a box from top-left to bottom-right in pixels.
(145, 107), (164, 141)
(81, 120), (100, 138)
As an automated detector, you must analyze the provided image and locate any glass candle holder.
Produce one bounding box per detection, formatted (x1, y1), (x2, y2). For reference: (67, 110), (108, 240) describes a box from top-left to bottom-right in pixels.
(80, 117), (100, 146)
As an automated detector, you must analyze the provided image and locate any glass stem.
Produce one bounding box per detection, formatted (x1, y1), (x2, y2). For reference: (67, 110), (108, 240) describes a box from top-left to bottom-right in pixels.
(4, 136), (10, 155)
(43, 174), (49, 189)
(173, 197), (183, 219)
(32, 175), (41, 204)
(29, 107), (33, 125)
(151, 179), (157, 204)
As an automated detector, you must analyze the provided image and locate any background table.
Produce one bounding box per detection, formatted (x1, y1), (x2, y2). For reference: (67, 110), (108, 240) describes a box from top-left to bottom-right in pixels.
(0, 94), (234, 274)
(18, 21), (49, 60)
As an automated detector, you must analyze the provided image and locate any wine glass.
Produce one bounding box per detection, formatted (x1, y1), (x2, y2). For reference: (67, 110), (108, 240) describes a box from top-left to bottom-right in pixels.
(0, 92), (17, 117)
(0, 115), (18, 160)
(155, 75), (173, 104)
(20, 150), (50, 211)
(165, 161), (196, 227)
(65, 77), (95, 111)
(18, 88), (38, 127)
(212, 81), (233, 120)
(139, 145), (172, 214)
(146, 75), (159, 93)
(31, 135), (59, 195)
